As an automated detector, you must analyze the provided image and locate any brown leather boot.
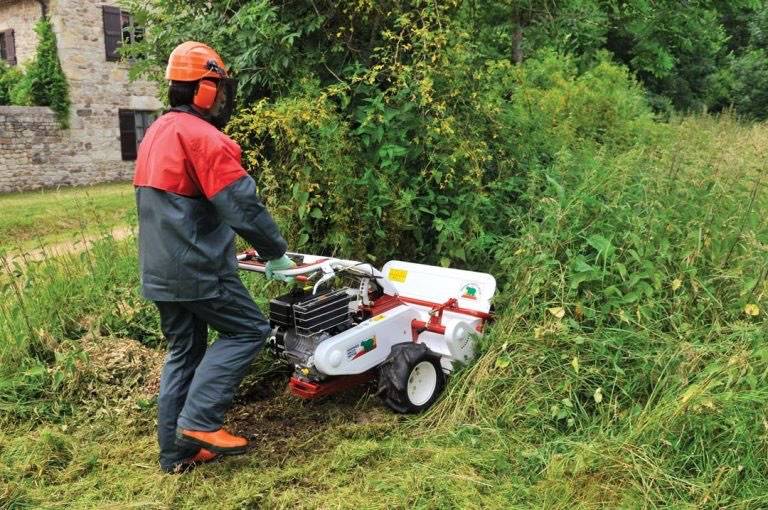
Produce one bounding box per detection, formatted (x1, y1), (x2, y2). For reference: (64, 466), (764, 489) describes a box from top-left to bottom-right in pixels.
(177, 428), (249, 455)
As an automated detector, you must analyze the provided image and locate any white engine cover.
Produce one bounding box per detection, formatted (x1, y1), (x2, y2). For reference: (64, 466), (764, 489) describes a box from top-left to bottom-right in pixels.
(313, 305), (420, 376)
(381, 260), (496, 313)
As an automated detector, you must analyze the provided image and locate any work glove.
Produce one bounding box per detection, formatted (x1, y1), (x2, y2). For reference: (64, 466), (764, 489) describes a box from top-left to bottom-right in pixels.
(265, 254), (296, 282)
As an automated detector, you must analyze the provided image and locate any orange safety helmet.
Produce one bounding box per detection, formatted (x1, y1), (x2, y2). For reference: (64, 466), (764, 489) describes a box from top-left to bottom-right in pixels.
(166, 41), (228, 81)
(166, 41), (229, 110)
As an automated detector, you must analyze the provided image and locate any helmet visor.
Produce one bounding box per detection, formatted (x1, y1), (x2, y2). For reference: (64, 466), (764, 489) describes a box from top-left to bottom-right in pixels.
(209, 78), (237, 129)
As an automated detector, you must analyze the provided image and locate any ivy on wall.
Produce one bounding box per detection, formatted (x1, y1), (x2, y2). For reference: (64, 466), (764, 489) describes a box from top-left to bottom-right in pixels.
(26, 17), (70, 128)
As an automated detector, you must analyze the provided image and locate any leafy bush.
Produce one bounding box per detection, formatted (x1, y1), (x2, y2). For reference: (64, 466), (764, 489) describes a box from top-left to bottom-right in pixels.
(0, 61), (33, 106)
(0, 19), (70, 119)
(229, 50), (655, 271)
(9, 75), (32, 106)
(228, 84), (365, 256)
(0, 62), (23, 105)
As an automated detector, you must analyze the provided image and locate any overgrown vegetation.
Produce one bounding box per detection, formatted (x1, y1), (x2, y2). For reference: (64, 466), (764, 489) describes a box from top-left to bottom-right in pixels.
(226, 51), (656, 270)
(1, 112), (765, 508)
(0, 17), (71, 128)
(1, 1), (766, 508)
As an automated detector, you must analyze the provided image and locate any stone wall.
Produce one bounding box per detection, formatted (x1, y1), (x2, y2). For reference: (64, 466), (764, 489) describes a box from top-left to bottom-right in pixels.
(0, 106), (132, 193)
(0, 105), (134, 192)
(0, 0), (40, 65)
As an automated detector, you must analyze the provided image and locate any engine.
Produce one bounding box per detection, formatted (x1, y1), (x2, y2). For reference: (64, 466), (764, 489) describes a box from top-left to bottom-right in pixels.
(268, 287), (362, 379)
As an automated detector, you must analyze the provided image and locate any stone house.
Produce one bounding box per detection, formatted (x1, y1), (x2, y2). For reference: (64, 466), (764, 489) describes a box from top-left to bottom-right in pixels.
(0, 0), (161, 192)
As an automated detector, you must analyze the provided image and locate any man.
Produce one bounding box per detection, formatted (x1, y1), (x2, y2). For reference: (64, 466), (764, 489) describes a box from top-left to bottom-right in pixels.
(133, 41), (295, 473)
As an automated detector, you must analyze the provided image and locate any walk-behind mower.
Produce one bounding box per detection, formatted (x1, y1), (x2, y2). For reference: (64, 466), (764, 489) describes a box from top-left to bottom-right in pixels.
(237, 251), (496, 413)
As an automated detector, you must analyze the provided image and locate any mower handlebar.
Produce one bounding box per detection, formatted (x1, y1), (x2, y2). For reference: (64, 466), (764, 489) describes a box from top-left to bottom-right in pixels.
(237, 251), (398, 296)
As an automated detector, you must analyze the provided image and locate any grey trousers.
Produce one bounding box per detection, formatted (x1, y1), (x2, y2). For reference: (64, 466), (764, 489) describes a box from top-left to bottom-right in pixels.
(153, 274), (271, 470)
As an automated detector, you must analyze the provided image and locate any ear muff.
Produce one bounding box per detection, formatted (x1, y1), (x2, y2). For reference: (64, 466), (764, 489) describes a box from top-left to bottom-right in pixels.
(193, 79), (218, 110)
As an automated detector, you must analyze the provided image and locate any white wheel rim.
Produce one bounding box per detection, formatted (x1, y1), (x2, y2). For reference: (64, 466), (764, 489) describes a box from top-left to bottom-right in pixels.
(407, 361), (438, 406)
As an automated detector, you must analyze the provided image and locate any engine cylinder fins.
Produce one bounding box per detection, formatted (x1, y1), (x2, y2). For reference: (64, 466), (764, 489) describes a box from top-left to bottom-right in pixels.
(282, 329), (329, 356)
(269, 288), (356, 378)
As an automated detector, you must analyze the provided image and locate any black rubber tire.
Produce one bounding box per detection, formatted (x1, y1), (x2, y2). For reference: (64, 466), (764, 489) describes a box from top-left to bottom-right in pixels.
(377, 342), (446, 413)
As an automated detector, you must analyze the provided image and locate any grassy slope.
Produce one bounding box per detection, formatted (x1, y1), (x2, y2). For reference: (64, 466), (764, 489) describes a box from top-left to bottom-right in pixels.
(0, 182), (134, 253)
(1, 116), (767, 509)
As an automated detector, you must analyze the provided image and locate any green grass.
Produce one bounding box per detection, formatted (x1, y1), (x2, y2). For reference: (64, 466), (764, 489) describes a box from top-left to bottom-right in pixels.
(0, 115), (766, 509)
(0, 182), (135, 253)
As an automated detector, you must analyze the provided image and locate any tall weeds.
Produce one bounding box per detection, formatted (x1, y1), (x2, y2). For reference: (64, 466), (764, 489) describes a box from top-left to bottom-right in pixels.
(420, 114), (768, 507)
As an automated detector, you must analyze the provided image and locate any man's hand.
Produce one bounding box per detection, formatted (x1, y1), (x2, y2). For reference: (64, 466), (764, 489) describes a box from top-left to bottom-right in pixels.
(265, 254), (296, 282)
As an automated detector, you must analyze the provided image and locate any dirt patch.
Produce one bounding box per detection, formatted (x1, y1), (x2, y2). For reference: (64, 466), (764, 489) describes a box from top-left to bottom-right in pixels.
(226, 373), (393, 461)
(77, 337), (394, 459)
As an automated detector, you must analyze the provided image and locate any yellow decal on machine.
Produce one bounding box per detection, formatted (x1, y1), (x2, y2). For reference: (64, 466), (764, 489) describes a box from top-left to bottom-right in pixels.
(372, 314), (386, 321)
(388, 268), (408, 283)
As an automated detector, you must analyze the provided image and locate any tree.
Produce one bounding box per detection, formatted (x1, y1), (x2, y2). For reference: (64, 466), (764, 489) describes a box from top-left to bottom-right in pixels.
(710, 2), (768, 119)
(462, 0), (607, 65)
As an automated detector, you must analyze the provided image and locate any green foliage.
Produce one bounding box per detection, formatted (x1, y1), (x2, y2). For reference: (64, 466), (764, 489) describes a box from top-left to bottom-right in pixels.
(720, 49), (768, 119)
(227, 84), (364, 254)
(0, 61), (32, 106)
(710, 4), (768, 119)
(0, 18), (72, 116)
(122, 0), (355, 102)
(603, 1), (730, 111)
(24, 17), (70, 127)
(9, 73), (32, 106)
(444, 0), (766, 113)
(426, 114), (768, 506)
(228, 48), (654, 270)
(122, 0), (768, 122)
(0, 61), (21, 105)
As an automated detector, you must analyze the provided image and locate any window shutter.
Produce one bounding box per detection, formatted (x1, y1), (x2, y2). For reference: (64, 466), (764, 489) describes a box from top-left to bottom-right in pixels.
(4, 29), (16, 66)
(119, 109), (137, 161)
(102, 6), (122, 62)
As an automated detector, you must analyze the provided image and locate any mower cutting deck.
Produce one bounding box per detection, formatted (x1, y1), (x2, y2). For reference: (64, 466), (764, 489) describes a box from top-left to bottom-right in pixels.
(238, 250), (496, 413)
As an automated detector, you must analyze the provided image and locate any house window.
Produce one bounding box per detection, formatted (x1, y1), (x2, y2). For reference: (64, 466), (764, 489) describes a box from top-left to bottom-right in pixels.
(121, 11), (143, 46)
(0, 29), (16, 66)
(102, 6), (142, 61)
(119, 109), (158, 161)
